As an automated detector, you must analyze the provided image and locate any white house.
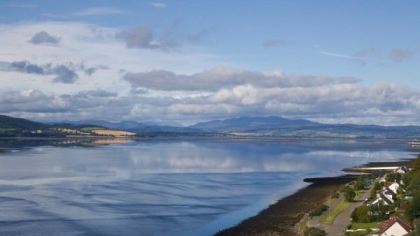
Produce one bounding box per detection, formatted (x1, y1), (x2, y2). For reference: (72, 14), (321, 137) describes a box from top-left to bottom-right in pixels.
(395, 166), (409, 174)
(384, 189), (395, 201)
(388, 182), (400, 194)
(379, 176), (387, 183)
(370, 188), (397, 206)
(379, 217), (412, 236)
(371, 197), (389, 206)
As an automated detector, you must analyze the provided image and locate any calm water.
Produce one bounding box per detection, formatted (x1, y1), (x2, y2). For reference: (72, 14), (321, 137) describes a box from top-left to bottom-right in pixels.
(0, 138), (413, 235)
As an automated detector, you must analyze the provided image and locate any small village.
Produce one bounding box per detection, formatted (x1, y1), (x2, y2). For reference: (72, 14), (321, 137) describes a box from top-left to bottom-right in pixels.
(303, 156), (420, 236)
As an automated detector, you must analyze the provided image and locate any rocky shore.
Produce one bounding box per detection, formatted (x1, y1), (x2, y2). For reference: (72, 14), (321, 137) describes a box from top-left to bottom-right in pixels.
(215, 178), (351, 236)
(216, 159), (415, 236)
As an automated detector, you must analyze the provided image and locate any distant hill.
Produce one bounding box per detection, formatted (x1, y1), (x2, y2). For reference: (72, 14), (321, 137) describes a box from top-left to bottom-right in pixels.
(190, 116), (317, 132)
(1, 114), (420, 139)
(0, 115), (45, 129)
(0, 115), (130, 138)
(191, 116), (420, 139)
(66, 120), (157, 130)
(66, 120), (205, 136)
(59, 116), (420, 139)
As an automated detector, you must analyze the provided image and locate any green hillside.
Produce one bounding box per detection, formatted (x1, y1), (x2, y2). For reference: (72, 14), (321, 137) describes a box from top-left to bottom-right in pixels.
(0, 115), (45, 129)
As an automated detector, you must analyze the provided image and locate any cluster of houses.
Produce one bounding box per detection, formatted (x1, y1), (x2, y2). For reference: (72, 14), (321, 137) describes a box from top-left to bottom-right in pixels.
(368, 166), (413, 236)
(370, 167), (409, 206)
(370, 181), (400, 206)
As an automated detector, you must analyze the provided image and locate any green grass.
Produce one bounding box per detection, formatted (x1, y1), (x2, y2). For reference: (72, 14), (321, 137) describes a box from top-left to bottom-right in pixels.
(355, 190), (365, 200)
(346, 231), (370, 236)
(322, 200), (351, 225)
(324, 196), (337, 206)
(350, 222), (379, 230)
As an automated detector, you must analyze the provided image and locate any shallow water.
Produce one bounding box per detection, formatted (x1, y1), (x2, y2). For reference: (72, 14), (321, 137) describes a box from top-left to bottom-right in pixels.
(0, 139), (412, 235)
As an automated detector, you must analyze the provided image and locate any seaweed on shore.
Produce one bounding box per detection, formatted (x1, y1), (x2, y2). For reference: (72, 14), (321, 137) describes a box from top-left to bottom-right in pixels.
(215, 179), (351, 236)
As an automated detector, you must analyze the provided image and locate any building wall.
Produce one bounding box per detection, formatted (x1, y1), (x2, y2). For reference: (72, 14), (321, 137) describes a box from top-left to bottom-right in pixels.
(382, 223), (408, 236)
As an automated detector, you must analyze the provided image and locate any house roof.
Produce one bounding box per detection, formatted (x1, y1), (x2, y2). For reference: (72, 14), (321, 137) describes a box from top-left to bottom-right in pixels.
(396, 166), (409, 173)
(379, 192), (393, 205)
(383, 188), (397, 198)
(385, 182), (399, 189)
(378, 216), (413, 234)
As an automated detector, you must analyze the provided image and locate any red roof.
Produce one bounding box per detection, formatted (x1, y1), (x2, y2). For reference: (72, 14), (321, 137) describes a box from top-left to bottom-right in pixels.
(378, 216), (413, 234)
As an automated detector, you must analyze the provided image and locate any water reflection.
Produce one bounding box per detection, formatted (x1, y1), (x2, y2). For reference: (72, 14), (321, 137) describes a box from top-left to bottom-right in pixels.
(0, 139), (412, 235)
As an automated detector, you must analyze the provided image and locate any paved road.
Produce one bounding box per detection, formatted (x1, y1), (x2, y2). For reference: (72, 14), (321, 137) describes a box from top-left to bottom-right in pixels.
(307, 197), (341, 229)
(307, 186), (372, 236)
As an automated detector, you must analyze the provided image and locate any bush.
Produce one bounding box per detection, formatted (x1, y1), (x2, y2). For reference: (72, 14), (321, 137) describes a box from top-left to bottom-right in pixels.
(386, 173), (402, 183)
(331, 191), (340, 199)
(403, 173), (412, 188)
(310, 204), (329, 217)
(407, 193), (420, 220)
(304, 227), (326, 236)
(369, 202), (391, 221)
(344, 187), (356, 202)
(369, 181), (384, 200)
(411, 155), (420, 171)
(351, 205), (370, 222)
(373, 181), (383, 192)
(408, 171), (420, 193)
(354, 176), (366, 190)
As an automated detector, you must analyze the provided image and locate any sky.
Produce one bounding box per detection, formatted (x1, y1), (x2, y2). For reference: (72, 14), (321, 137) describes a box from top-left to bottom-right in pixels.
(0, 0), (420, 125)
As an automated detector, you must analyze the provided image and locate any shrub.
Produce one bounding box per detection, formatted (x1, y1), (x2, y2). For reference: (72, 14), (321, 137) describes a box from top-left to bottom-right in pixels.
(369, 202), (391, 221)
(304, 227), (326, 236)
(310, 204), (329, 217)
(407, 193), (420, 220)
(344, 187), (356, 202)
(351, 205), (370, 223)
(373, 181), (383, 191)
(354, 176), (366, 190)
(386, 173), (402, 183)
(369, 182), (384, 200)
(411, 155), (420, 171)
(403, 173), (412, 188)
(408, 171), (420, 193)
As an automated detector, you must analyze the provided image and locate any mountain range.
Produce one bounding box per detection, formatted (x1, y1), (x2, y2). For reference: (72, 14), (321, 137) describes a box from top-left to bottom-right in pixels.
(1, 114), (420, 139)
(0, 115), (44, 130)
(66, 116), (420, 139)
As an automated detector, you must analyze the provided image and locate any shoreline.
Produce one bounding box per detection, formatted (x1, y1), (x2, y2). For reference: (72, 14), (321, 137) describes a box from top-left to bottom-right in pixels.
(215, 179), (348, 236)
(215, 159), (415, 236)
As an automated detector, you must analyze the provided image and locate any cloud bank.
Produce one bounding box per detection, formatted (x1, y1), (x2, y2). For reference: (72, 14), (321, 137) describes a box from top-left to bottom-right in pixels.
(0, 21), (419, 125)
(30, 31), (60, 45)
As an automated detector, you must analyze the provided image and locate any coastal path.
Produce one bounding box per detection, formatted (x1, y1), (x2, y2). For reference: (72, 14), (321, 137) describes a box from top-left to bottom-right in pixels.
(307, 185), (373, 235)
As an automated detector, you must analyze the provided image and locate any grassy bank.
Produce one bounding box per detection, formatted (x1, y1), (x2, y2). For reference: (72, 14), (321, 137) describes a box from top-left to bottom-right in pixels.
(322, 200), (351, 225)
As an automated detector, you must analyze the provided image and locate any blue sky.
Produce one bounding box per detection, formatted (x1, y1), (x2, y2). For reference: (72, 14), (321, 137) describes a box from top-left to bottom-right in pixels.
(0, 1), (419, 124)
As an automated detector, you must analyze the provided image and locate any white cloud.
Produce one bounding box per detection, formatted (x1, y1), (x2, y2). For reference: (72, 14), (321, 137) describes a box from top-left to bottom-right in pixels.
(0, 21), (224, 94)
(150, 2), (167, 8)
(389, 48), (414, 62)
(320, 50), (366, 66)
(116, 26), (178, 50)
(30, 31), (60, 45)
(8, 3), (37, 8)
(72, 7), (125, 16)
(321, 47), (416, 66)
(123, 67), (358, 92)
(0, 21), (420, 125)
(43, 7), (126, 18)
